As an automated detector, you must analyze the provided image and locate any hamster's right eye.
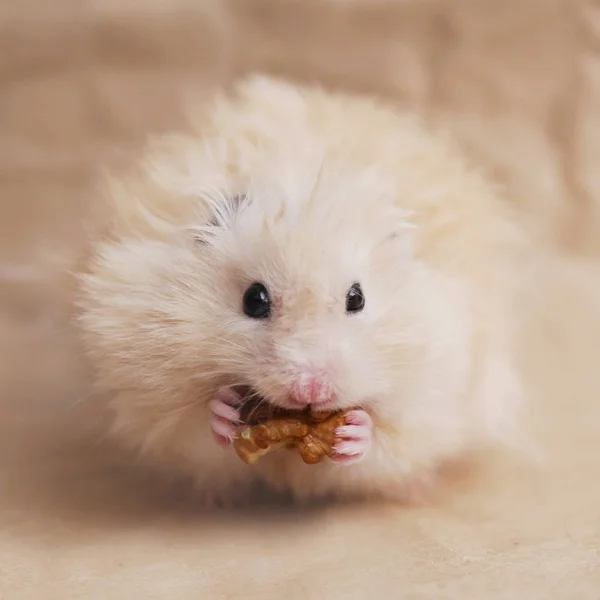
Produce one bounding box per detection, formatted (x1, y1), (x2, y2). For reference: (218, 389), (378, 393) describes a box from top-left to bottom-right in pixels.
(242, 283), (271, 319)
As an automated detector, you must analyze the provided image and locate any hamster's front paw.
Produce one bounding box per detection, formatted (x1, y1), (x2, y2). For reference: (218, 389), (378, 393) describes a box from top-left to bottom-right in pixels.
(210, 387), (241, 446)
(332, 410), (372, 465)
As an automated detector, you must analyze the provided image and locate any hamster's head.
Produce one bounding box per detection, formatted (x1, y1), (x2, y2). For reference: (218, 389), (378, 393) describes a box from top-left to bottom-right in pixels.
(189, 164), (433, 416)
(77, 151), (470, 431)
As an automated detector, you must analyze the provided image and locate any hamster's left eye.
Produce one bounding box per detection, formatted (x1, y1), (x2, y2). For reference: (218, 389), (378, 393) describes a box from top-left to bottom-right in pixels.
(243, 283), (272, 319)
(345, 283), (365, 314)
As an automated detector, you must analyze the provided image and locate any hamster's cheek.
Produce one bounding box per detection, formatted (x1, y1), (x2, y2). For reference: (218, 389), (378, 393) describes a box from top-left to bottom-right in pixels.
(352, 266), (469, 416)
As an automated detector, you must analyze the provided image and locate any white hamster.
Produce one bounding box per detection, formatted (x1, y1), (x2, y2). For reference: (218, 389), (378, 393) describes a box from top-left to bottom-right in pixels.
(74, 75), (526, 506)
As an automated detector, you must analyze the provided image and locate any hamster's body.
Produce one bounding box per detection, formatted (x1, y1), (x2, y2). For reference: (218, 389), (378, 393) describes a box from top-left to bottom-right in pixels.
(75, 76), (525, 505)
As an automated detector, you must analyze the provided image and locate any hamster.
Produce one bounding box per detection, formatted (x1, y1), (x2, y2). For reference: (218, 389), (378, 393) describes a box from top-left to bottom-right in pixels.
(74, 75), (526, 506)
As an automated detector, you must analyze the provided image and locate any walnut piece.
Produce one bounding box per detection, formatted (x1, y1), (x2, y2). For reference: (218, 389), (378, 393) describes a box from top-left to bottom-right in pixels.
(233, 406), (348, 465)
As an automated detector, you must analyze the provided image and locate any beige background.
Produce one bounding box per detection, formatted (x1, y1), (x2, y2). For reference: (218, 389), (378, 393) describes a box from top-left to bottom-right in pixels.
(1, 1), (600, 598)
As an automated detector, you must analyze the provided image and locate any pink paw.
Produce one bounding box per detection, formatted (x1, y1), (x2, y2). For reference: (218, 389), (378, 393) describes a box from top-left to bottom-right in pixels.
(210, 387), (241, 446)
(332, 409), (372, 465)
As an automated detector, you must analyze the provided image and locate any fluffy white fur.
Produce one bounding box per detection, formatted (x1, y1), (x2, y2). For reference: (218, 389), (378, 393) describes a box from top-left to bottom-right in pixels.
(74, 75), (526, 504)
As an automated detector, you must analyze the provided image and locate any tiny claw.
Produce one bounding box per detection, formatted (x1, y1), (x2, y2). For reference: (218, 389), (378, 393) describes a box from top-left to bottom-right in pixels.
(331, 409), (373, 465)
(210, 393), (242, 446)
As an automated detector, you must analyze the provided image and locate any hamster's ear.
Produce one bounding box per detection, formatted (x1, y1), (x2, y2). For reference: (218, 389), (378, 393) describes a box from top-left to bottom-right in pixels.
(192, 191), (249, 244)
(206, 193), (248, 228)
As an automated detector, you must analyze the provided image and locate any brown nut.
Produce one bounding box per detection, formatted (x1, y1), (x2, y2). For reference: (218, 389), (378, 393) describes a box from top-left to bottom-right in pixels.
(232, 405), (349, 466)
(232, 416), (310, 465)
(294, 411), (347, 464)
(234, 428), (289, 465)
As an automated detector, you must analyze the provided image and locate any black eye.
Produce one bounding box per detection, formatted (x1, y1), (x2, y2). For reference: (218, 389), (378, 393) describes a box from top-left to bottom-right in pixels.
(243, 283), (271, 319)
(345, 283), (365, 314)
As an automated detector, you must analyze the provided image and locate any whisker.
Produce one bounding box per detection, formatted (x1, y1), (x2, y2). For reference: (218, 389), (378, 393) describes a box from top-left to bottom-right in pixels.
(244, 393), (274, 423)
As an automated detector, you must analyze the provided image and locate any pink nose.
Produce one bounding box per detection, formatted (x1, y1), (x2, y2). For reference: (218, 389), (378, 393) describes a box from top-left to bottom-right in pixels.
(290, 375), (333, 406)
